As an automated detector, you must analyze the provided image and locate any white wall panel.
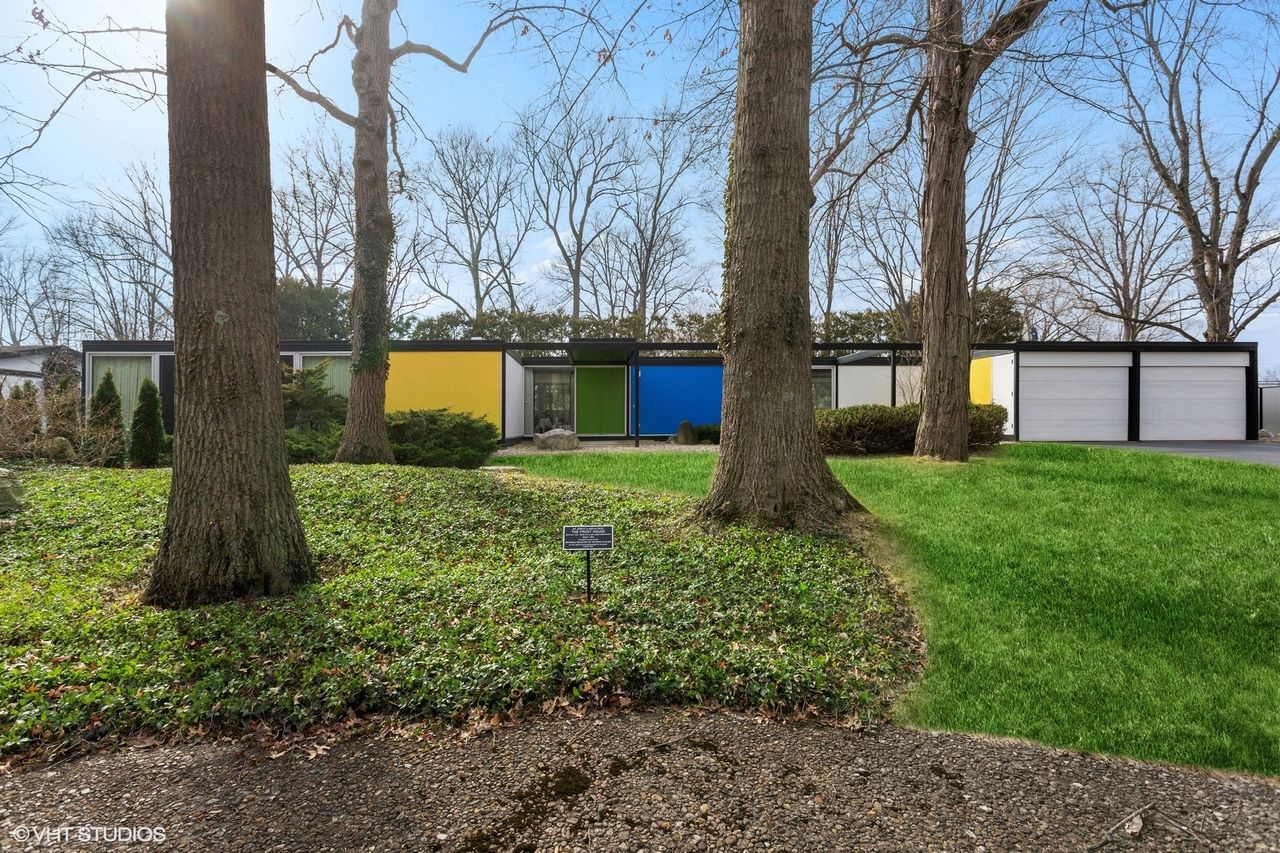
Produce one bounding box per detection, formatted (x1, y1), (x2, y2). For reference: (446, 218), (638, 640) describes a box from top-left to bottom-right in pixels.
(1140, 351), (1249, 368)
(1263, 387), (1280, 434)
(503, 354), (525, 440)
(836, 364), (892, 406)
(1140, 366), (1244, 440)
(1021, 351), (1132, 368)
(991, 353), (1016, 435)
(1019, 365), (1130, 441)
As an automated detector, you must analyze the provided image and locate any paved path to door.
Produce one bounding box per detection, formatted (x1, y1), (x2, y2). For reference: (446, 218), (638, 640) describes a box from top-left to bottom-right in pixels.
(1080, 441), (1280, 466)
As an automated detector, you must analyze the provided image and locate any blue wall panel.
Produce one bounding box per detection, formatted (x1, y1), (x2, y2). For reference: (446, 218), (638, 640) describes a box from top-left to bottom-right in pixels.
(632, 364), (724, 435)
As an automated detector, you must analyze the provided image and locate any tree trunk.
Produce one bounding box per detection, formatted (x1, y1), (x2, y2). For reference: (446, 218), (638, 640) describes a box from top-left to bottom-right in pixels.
(335, 0), (396, 463)
(147, 0), (313, 607)
(916, 0), (975, 462)
(696, 0), (859, 532)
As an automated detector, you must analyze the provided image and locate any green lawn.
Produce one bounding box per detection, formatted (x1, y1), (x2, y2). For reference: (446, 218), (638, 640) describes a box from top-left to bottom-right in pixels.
(503, 444), (1280, 775)
(0, 466), (917, 757)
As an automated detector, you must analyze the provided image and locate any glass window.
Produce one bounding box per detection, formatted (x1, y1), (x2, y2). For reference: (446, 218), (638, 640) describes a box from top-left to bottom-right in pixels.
(811, 368), (834, 409)
(526, 368), (574, 434)
(90, 355), (153, 427)
(299, 355), (351, 397)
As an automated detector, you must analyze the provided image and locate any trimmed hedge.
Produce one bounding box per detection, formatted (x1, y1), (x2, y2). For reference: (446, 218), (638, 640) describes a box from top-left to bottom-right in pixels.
(691, 423), (721, 444)
(816, 403), (1008, 456)
(385, 409), (499, 469)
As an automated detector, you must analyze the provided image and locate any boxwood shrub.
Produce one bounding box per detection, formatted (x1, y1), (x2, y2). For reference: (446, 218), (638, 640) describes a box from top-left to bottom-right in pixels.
(385, 409), (499, 469)
(815, 403), (1008, 456)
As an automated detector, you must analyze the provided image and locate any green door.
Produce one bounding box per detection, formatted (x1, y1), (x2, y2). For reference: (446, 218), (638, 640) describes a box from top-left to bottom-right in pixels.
(575, 367), (626, 434)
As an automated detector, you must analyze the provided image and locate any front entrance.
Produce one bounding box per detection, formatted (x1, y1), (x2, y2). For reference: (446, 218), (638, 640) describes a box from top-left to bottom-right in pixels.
(526, 368), (574, 434)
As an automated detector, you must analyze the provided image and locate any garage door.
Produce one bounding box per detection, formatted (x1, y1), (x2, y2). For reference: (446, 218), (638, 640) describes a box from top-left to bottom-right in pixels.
(1018, 352), (1131, 441)
(1139, 352), (1247, 440)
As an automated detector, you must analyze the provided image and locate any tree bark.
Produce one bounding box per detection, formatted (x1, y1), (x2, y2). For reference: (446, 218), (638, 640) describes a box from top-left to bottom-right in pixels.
(696, 0), (859, 532)
(335, 0), (396, 463)
(914, 0), (1048, 461)
(916, 0), (974, 462)
(147, 0), (313, 607)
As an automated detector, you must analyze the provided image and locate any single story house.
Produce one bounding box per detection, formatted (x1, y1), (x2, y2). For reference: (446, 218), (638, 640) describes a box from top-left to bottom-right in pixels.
(81, 338), (1262, 443)
(1, 344), (80, 398)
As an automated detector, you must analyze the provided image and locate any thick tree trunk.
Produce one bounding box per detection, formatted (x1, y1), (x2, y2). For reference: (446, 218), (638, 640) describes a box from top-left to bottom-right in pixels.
(916, 0), (975, 462)
(335, 0), (396, 463)
(696, 0), (859, 532)
(147, 0), (314, 607)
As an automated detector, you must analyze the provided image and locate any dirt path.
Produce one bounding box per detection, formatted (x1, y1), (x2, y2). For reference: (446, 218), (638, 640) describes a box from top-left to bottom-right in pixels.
(3, 710), (1278, 851)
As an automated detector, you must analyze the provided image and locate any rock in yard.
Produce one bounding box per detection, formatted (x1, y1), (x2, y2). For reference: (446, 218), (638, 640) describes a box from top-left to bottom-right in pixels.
(534, 429), (580, 451)
(1259, 429), (1275, 442)
(39, 435), (76, 462)
(673, 420), (696, 445)
(0, 467), (24, 516)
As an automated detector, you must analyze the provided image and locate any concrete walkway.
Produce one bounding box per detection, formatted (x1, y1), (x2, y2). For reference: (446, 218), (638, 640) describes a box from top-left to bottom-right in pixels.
(1081, 441), (1280, 466)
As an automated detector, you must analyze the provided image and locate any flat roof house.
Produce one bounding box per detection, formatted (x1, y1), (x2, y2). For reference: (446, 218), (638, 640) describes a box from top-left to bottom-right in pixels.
(81, 338), (1262, 443)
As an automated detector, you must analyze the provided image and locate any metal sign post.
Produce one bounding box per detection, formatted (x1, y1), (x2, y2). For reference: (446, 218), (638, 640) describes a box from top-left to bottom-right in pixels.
(562, 525), (615, 602)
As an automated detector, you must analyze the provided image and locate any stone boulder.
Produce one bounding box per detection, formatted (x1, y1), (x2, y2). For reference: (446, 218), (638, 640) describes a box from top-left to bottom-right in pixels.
(1260, 429), (1276, 443)
(533, 429), (580, 451)
(673, 420), (697, 445)
(0, 468), (24, 516)
(39, 436), (76, 462)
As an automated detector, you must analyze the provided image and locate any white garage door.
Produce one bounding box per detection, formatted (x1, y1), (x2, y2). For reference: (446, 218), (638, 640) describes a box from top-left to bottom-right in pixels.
(1139, 352), (1247, 440)
(1019, 352), (1131, 441)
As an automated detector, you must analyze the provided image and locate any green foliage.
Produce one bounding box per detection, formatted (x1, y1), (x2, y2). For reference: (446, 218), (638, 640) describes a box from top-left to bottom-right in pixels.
(281, 362), (347, 431)
(505, 446), (1280, 774)
(403, 308), (724, 347)
(818, 289), (1022, 344)
(814, 404), (1008, 455)
(277, 277), (349, 341)
(384, 409), (498, 469)
(691, 423), (721, 444)
(127, 379), (166, 468)
(87, 370), (126, 468)
(285, 424), (343, 464)
(0, 466), (916, 754)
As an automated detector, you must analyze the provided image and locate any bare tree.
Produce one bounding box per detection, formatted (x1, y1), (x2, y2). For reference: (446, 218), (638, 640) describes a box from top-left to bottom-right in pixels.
(810, 172), (859, 338)
(614, 109), (710, 335)
(1093, 0), (1280, 340)
(522, 106), (636, 320)
(696, 0), (858, 532)
(266, 1), (635, 462)
(47, 162), (174, 340)
(147, 0), (313, 607)
(409, 127), (533, 319)
(915, 0), (1049, 461)
(0, 244), (75, 346)
(274, 132), (357, 291)
(1043, 152), (1194, 340)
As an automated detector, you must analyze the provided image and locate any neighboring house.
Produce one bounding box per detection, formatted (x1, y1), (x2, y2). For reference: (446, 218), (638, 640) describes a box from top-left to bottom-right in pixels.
(0, 345), (81, 399)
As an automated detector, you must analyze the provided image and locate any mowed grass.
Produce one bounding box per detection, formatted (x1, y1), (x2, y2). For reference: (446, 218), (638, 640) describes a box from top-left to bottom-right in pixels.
(0, 466), (917, 756)
(503, 444), (1280, 775)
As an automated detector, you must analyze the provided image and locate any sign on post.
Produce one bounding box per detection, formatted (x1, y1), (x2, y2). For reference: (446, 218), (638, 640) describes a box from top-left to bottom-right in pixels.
(562, 525), (614, 602)
(562, 525), (614, 552)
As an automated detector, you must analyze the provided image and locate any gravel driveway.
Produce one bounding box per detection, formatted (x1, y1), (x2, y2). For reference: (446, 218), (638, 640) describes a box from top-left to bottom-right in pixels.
(3, 710), (1278, 852)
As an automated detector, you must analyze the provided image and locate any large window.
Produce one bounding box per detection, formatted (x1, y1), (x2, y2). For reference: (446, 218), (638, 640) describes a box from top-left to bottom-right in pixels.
(300, 355), (351, 397)
(525, 368), (573, 434)
(90, 355), (153, 427)
(811, 368), (834, 409)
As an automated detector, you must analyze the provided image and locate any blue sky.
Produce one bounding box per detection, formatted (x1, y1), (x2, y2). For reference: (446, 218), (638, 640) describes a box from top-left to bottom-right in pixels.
(1, 0), (1277, 373)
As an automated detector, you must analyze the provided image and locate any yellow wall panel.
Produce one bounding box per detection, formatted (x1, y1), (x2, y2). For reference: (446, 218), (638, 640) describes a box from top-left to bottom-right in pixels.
(385, 350), (503, 426)
(969, 356), (994, 404)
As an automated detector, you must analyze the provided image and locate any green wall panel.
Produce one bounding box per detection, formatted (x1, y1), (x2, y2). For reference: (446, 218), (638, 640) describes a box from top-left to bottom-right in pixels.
(576, 367), (626, 434)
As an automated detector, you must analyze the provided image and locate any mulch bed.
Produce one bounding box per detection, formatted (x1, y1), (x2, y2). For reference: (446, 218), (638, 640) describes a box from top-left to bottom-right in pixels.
(3, 709), (1278, 851)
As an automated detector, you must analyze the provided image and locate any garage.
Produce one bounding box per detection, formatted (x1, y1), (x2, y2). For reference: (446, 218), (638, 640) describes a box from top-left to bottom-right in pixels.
(1139, 351), (1249, 440)
(1017, 351), (1132, 441)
